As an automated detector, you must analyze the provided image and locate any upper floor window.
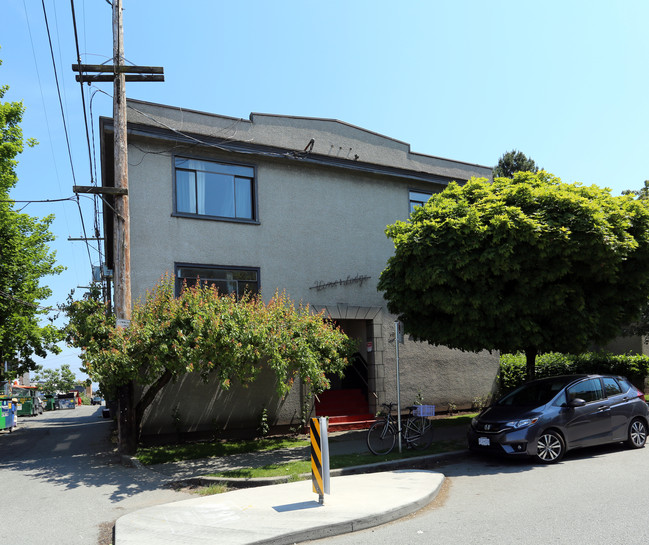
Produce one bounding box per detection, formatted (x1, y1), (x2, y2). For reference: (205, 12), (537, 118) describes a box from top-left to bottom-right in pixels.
(175, 264), (259, 300)
(409, 190), (432, 213)
(174, 157), (256, 221)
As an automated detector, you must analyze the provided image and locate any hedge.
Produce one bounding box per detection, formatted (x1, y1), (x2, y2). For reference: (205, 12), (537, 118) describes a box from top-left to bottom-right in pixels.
(499, 352), (649, 395)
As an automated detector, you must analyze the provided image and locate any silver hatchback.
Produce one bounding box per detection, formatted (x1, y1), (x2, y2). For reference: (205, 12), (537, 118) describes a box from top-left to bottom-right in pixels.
(467, 374), (649, 463)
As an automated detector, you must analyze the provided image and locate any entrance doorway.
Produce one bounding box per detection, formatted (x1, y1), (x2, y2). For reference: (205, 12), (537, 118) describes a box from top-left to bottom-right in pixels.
(314, 319), (373, 428)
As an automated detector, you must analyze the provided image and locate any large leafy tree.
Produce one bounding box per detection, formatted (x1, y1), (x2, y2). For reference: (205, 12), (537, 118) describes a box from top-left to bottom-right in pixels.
(493, 149), (539, 178)
(64, 276), (354, 452)
(33, 364), (78, 395)
(0, 60), (64, 380)
(378, 171), (649, 380)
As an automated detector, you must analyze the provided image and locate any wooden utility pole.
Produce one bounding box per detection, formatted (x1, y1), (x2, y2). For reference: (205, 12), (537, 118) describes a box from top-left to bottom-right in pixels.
(112, 0), (130, 324)
(72, 0), (164, 454)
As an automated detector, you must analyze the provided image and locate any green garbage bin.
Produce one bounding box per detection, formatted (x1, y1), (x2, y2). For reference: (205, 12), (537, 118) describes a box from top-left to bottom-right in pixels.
(45, 397), (56, 411)
(16, 398), (34, 417)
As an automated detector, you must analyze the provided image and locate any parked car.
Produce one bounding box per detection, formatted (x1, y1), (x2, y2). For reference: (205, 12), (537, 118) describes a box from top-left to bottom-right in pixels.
(91, 396), (103, 406)
(467, 374), (649, 463)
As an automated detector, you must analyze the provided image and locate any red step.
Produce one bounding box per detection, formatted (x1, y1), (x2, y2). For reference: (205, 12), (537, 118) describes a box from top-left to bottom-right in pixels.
(315, 389), (373, 431)
(327, 414), (375, 432)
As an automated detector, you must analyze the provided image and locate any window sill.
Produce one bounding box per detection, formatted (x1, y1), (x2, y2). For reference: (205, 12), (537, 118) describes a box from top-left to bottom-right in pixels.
(171, 212), (260, 225)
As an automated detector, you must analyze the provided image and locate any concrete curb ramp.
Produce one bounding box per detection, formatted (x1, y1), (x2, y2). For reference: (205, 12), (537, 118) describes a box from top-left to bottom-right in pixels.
(115, 469), (444, 545)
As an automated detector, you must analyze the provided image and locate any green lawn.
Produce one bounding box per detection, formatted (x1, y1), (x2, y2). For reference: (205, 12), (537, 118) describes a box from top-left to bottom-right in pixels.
(136, 436), (310, 465)
(136, 412), (476, 466)
(209, 439), (467, 481)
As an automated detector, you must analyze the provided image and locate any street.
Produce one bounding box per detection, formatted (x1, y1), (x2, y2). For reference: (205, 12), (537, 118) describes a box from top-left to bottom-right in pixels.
(0, 405), (190, 544)
(307, 442), (649, 545)
(4, 406), (649, 544)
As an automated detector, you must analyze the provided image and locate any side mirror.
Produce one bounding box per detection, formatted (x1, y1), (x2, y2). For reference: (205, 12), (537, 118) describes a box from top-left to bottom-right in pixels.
(568, 398), (586, 408)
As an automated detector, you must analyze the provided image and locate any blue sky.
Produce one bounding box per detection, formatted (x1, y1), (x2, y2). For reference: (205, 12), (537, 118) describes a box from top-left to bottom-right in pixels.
(1, 1), (648, 379)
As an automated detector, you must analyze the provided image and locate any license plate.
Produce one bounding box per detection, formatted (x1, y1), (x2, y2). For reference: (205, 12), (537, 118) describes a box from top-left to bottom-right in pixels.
(478, 437), (490, 446)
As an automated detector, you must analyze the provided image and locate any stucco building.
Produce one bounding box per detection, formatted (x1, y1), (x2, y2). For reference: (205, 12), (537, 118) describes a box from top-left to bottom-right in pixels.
(100, 99), (499, 438)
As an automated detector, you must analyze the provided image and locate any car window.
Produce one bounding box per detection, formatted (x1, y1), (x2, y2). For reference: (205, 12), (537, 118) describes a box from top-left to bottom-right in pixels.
(566, 378), (604, 403)
(498, 377), (573, 406)
(602, 377), (623, 397)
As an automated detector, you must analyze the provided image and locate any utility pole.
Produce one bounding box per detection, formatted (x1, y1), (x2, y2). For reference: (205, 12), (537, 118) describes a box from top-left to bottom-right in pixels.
(72, 0), (164, 454)
(112, 0), (130, 325)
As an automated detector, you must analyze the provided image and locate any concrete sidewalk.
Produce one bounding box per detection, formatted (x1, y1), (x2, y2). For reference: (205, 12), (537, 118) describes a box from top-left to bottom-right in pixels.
(115, 424), (469, 544)
(115, 469), (444, 545)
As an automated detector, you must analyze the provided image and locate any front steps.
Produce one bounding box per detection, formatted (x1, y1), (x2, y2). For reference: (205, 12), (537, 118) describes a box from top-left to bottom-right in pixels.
(314, 389), (374, 432)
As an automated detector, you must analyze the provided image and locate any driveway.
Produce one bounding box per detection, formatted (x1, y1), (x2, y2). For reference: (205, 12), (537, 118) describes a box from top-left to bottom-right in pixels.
(0, 405), (190, 544)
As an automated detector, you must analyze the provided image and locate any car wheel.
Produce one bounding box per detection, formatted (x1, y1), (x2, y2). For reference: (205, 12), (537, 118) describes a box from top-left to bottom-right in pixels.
(536, 430), (565, 463)
(626, 418), (647, 449)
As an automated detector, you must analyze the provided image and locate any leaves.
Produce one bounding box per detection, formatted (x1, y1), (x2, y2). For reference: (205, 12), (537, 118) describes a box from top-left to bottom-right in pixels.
(0, 72), (63, 379)
(64, 275), (354, 403)
(378, 172), (649, 361)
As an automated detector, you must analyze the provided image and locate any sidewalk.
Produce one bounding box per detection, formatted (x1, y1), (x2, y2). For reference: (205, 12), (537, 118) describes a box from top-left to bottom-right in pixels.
(115, 424), (469, 545)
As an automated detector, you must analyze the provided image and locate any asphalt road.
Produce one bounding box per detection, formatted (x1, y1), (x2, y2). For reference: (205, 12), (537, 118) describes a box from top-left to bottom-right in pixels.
(6, 406), (649, 544)
(305, 441), (649, 545)
(0, 404), (190, 544)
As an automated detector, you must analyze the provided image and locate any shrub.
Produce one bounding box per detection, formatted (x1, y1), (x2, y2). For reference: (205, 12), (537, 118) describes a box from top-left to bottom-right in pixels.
(499, 352), (649, 394)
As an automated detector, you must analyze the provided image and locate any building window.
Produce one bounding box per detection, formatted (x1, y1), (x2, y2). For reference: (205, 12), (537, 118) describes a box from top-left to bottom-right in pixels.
(409, 190), (432, 213)
(175, 264), (259, 299)
(174, 157), (255, 221)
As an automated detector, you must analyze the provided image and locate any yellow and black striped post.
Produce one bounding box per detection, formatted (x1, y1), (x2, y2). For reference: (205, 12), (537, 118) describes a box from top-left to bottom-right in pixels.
(310, 417), (330, 504)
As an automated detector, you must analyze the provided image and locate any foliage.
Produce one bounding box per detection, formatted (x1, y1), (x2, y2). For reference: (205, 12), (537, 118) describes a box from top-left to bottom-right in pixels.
(64, 275), (354, 443)
(622, 180), (649, 200)
(378, 172), (649, 379)
(32, 363), (78, 395)
(257, 407), (270, 437)
(493, 149), (539, 178)
(0, 62), (64, 380)
(499, 352), (649, 394)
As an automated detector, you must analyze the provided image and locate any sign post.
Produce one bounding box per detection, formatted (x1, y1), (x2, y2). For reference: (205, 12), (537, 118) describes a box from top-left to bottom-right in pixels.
(395, 320), (404, 453)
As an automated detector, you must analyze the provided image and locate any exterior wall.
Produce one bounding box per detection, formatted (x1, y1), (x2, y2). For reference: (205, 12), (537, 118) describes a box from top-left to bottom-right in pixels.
(116, 101), (498, 436)
(599, 336), (649, 356)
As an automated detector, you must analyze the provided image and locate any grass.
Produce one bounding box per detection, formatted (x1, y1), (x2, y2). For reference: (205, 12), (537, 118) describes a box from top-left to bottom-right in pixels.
(136, 412), (477, 466)
(136, 436), (310, 465)
(209, 439), (467, 481)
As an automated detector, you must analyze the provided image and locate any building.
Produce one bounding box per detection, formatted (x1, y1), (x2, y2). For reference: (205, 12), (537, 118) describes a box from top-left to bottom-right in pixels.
(100, 99), (499, 438)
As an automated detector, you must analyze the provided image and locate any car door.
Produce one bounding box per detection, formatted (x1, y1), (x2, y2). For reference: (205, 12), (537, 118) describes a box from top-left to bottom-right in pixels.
(603, 377), (636, 441)
(562, 378), (612, 448)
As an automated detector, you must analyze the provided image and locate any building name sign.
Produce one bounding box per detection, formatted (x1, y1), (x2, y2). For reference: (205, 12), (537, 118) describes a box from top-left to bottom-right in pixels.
(309, 274), (371, 291)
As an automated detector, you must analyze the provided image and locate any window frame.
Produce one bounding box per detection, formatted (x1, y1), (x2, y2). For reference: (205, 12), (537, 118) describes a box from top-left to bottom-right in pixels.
(409, 189), (433, 213)
(174, 263), (261, 300)
(172, 154), (259, 224)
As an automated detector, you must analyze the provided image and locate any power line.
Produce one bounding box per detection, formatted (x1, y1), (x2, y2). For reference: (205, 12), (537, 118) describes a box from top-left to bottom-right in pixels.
(69, 0), (96, 185)
(40, 0), (77, 186)
(0, 289), (57, 313)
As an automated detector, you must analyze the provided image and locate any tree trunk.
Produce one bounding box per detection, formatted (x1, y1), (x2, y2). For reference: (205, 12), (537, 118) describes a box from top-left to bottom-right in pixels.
(525, 348), (538, 382)
(117, 381), (137, 454)
(135, 369), (174, 437)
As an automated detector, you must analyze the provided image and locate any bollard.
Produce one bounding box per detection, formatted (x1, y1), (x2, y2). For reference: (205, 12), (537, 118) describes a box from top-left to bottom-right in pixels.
(310, 416), (330, 504)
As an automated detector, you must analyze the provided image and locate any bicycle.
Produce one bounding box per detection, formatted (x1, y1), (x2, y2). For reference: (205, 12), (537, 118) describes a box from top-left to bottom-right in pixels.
(366, 402), (435, 455)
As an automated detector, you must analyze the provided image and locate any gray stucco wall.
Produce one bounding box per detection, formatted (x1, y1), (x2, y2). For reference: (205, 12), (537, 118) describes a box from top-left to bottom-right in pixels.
(120, 102), (499, 436)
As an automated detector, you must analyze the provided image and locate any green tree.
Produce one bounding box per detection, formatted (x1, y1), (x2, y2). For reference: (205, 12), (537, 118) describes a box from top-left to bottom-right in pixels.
(0, 58), (64, 380)
(493, 149), (539, 178)
(622, 180), (649, 200)
(64, 276), (354, 452)
(378, 171), (649, 381)
(33, 363), (78, 394)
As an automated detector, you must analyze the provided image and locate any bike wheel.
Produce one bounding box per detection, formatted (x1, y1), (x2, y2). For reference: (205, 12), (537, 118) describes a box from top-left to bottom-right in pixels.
(367, 420), (396, 455)
(406, 417), (434, 450)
